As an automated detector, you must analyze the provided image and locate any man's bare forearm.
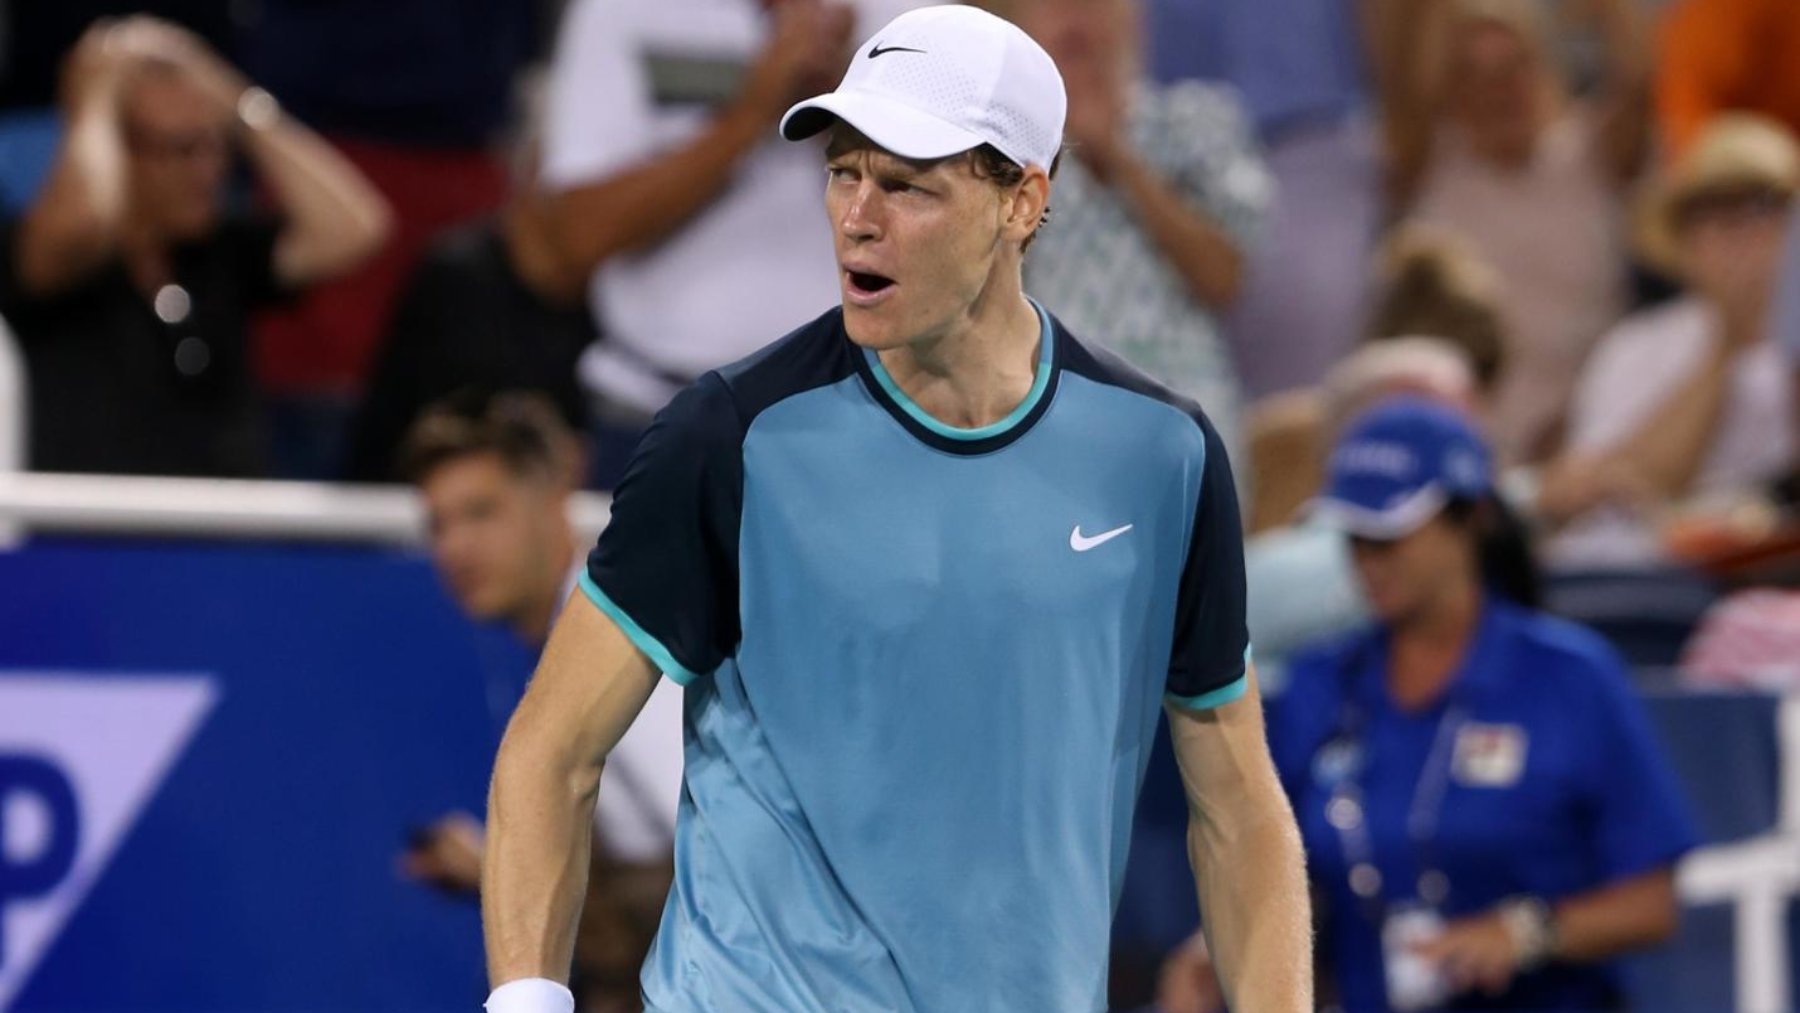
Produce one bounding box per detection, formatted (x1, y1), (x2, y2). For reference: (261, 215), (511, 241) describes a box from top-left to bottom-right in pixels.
(1187, 790), (1311, 1011)
(549, 103), (771, 276)
(1168, 674), (1312, 1013)
(1110, 154), (1245, 308)
(482, 723), (603, 985)
(482, 593), (663, 989)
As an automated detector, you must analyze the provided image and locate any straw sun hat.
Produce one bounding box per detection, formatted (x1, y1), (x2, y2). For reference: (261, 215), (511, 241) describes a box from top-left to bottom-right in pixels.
(1636, 114), (1800, 275)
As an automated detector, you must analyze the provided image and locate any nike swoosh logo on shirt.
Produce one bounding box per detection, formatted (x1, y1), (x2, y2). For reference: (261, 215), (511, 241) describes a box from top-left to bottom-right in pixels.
(1070, 524), (1133, 552)
(868, 43), (926, 59)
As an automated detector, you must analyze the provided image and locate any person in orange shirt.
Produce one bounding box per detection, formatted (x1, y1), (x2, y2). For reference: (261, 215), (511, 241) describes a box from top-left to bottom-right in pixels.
(1658, 0), (1800, 157)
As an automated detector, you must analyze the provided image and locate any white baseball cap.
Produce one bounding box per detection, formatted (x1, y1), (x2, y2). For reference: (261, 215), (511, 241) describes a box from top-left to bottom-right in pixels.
(779, 4), (1067, 172)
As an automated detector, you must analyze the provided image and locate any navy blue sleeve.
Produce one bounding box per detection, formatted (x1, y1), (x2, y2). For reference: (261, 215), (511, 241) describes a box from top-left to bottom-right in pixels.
(582, 373), (743, 684)
(1166, 413), (1252, 709)
(1577, 650), (1702, 879)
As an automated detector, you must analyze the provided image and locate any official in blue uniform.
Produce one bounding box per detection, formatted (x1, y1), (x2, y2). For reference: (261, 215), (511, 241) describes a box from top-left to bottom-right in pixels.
(476, 7), (1312, 1013)
(1274, 398), (1698, 1012)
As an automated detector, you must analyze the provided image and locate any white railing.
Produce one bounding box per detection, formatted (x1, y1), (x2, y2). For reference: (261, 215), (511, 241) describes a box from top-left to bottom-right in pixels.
(0, 315), (23, 544)
(1678, 694), (1800, 1013)
(0, 472), (611, 546)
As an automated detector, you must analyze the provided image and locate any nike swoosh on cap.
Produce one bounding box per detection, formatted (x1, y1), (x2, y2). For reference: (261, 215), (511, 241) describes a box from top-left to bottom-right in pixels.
(1070, 524), (1133, 552)
(867, 43), (926, 59)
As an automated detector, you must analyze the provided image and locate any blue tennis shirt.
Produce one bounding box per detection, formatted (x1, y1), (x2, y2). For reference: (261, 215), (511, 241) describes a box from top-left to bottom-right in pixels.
(581, 302), (1251, 1012)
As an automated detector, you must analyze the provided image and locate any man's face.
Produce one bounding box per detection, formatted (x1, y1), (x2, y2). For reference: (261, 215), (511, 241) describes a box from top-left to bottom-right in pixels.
(421, 453), (565, 624)
(824, 127), (1032, 349)
(122, 70), (229, 241)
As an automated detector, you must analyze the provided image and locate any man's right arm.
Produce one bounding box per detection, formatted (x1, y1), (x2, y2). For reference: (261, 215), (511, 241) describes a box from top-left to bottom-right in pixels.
(483, 591), (661, 1009)
(544, 0), (851, 278)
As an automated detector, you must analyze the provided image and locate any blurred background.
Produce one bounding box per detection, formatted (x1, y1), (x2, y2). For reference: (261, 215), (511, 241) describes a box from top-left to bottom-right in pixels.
(0, 0), (1798, 1010)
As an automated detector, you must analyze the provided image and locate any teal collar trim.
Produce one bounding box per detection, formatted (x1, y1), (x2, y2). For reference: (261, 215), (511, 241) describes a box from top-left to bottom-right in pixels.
(860, 299), (1055, 442)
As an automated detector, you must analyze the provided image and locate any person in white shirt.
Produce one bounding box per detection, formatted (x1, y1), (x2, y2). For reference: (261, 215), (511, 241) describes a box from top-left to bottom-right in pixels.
(396, 392), (682, 1011)
(1542, 115), (1798, 568)
(540, 0), (922, 485)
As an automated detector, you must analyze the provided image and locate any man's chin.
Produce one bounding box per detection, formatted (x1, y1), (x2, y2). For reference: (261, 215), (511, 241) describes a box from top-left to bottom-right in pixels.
(840, 303), (911, 351)
(453, 589), (510, 622)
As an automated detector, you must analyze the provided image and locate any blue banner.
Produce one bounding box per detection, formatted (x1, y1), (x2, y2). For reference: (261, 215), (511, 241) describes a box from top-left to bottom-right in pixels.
(0, 537), (1781, 1011)
(0, 538), (536, 1012)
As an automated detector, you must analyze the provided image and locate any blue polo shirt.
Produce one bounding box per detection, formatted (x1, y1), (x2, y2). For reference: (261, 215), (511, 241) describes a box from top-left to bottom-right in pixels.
(1270, 600), (1698, 1012)
(581, 303), (1251, 1012)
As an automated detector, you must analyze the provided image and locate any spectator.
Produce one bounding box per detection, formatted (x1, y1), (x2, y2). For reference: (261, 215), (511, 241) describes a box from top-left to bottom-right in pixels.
(1542, 115), (1798, 569)
(1657, 0), (1800, 158)
(1771, 206), (1800, 486)
(0, 17), (389, 476)
(539, 0), (920, 487)
(1245, 339), (1488, 686)
(243, 0), (545, 478)
(1160, 398), (1697, 1013)
(1379, 0), (1647, 463)
(345, 153), (596, 483)
(397, 392), (682, 1012)
(1015, 0), (1268, 472)
(1248, 227), (1505, 533)
(1144, 0), (1382, 400)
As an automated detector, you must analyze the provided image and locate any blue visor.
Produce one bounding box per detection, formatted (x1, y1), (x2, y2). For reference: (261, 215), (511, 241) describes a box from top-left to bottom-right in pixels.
(1310, 397), (1492, 540)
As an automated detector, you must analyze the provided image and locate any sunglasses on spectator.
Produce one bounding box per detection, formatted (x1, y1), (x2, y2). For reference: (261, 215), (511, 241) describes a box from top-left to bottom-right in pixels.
(1673, 186), (1792, 231)
(126, 127), (230, 162)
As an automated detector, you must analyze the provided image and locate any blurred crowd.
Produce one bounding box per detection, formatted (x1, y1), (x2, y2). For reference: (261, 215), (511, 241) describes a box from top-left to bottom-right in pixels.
(3, 0), (1800, 1008)
(2, 0), (1791, 666)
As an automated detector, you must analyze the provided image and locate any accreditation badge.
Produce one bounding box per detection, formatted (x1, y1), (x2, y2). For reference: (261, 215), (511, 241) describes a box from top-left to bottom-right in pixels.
(1452, 722), (1528, 787)
(1381, 904), (1451, 1011)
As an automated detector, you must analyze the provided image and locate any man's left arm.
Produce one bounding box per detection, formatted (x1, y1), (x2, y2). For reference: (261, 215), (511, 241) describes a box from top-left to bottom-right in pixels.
(123, 18), (392, 287)
(1166, 667), (1312, 1013)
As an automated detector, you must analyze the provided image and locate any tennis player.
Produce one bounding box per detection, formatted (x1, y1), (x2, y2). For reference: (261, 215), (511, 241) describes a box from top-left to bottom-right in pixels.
(481, 6), (1310, 1012)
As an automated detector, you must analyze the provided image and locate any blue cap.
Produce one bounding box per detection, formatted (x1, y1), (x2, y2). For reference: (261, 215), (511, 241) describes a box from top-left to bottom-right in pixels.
(1310, 397), (1493, 540)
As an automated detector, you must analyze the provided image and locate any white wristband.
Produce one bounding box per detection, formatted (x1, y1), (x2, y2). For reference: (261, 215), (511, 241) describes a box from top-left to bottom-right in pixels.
(484, 977), (574, 1013)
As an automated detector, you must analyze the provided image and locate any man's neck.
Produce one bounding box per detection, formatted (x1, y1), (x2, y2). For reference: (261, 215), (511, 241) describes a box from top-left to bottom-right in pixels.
(510, 533), (580, 646)
(874, 275), (1041, 430)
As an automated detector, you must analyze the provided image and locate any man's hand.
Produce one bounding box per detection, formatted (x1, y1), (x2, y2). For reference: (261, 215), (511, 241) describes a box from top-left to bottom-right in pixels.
(403, 811), (487, 894)
(1414, 910), (1522, 996)
(1155, 933), (1227, 1013)
(737, 0), (855, 122)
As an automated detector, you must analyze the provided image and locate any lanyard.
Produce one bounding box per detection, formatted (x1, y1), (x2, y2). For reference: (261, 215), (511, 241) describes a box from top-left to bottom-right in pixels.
(1322, 644), (1469, 923)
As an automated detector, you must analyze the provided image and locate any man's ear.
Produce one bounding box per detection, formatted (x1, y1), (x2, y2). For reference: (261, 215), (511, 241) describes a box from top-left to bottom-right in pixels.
(1003, 167), (1051, 247)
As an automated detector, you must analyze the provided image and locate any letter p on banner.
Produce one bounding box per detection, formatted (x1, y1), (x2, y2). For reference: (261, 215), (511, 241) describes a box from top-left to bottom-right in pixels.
(0, 756), (80, 961)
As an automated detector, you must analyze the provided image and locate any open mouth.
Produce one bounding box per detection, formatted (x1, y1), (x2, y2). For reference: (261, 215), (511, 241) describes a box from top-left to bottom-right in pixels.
(846, 270), (896, 296)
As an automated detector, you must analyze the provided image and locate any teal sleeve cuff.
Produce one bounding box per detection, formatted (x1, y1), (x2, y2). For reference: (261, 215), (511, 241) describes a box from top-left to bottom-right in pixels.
(577, 572), (701, 686)
(1165, 645), (1254, 711)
